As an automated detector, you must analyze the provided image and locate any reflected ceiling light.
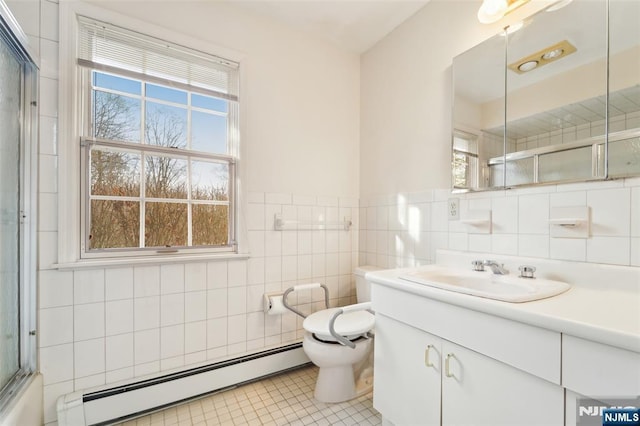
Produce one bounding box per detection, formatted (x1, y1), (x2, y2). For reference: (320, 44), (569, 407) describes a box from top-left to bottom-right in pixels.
(518, 61), (538, 72)
(477, 0), (530, 24)
(541, 48), (564, 60)
(508, 40), (577, 74)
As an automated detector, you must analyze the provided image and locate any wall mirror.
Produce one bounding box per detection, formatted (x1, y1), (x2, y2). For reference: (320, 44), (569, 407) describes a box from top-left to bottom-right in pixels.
(452, 0), (640, 191)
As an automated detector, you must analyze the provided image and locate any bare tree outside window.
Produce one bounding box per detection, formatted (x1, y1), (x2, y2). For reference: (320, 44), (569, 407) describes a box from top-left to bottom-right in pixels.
(88, 73), (230, 250)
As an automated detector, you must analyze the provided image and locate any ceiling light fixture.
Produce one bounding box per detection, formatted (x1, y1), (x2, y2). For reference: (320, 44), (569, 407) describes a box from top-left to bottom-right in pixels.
(477, 0), (530, 24)
(518, 61), (538, 72)
(508, 40), (577, 74)
(541, 48), (564, 60)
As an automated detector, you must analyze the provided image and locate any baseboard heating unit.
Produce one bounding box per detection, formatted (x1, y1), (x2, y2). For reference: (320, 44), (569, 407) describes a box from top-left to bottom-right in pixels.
(57, 343), (309, 426)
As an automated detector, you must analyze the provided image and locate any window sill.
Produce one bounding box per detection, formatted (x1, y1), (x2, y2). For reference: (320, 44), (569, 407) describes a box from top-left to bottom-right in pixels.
(53, 252), (250, 270)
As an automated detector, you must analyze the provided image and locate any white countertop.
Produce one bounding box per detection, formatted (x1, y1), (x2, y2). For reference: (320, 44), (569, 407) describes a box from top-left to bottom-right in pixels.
(367, 266), (640, 353)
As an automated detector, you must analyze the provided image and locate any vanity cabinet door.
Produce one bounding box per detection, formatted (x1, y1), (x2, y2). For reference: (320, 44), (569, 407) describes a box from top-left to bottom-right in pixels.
(374, 314), (442, 426)
(441, 340), (564, 426)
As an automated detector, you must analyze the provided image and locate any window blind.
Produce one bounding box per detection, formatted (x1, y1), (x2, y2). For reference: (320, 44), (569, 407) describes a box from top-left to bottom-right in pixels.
(77, 15), (239, 101)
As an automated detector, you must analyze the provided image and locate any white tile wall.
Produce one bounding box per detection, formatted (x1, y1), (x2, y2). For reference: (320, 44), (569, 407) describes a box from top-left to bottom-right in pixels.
(160, 264), (185, 294)
(631, 238), (640, 267)
(588, 188), (631, 237)
(35, 191), (360, 423)
(106, 334), (134, 371)
(134, 266), (160, 297)
(74, 338), (105, 378)
(39, 269), (72, 308)
(40, 344), (73, 385)
(74, 303), (105, 341)
(360, 179), (640, 269)
(135, 329), (160, 364)
(105, 268), (134, 301)
(74, 269), (104, 304)
(106, 299), (133, 336)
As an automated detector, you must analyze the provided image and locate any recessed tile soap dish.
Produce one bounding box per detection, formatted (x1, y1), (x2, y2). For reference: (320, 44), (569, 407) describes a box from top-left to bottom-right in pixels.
(549, 206), (590, 238)
(460, 210), (492, 234)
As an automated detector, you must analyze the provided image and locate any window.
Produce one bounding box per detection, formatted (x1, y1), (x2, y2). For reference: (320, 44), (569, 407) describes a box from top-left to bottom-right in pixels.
(452, 130), (479, 189)
(77, 16), (239, 257)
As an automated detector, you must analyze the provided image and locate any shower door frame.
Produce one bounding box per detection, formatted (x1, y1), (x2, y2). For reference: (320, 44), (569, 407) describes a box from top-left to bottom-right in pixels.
(0, 0), (38, 415)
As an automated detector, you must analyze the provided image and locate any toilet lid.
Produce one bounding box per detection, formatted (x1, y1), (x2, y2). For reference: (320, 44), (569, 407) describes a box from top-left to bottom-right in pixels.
(303, 308), (375, 339)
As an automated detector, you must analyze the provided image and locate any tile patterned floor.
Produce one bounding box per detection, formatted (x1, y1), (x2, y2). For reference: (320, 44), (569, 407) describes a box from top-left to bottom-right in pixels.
(116, 365), (382, 426)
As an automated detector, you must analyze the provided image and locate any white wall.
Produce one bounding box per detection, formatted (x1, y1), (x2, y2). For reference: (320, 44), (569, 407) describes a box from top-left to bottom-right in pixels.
(359, 0), (640, 270)
(91, 0), (361, 198)
(360, 1), (490, 195)
(360, 0), (555, 196)
(7, 1), (361, 424)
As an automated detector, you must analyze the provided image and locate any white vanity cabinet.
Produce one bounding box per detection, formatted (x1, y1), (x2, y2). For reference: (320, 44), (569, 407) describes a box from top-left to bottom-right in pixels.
(369, 253), (640, 426)
(372, 282), (565, 426)
(374, 314), (442, 426)
(440, 338), (563, 426)
(374, 314), (564, 426)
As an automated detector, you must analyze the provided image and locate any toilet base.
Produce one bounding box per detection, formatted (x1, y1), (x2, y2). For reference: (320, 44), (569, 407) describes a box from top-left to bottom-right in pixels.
(313, 360), (374, 403)
(313, 366), (354, 403)
(303, 332), (374, 404)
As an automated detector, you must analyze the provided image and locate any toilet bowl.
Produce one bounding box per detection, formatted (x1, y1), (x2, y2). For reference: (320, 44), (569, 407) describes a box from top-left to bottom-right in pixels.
(287, 266), (380, 403)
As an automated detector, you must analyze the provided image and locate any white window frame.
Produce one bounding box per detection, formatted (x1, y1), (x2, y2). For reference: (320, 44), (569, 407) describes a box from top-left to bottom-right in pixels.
(80, 69), (237, 258)
(57, 2), (249, 268)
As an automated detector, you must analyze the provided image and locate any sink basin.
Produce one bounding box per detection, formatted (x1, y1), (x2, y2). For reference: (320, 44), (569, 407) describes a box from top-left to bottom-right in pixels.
(399, 266), (571, 302)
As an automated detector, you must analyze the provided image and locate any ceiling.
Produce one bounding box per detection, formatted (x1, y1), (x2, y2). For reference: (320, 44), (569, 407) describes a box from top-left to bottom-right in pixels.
(223, 0), (430, 53)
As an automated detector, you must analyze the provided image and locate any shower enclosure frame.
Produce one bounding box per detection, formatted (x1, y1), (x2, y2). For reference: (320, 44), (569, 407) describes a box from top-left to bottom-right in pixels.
(0, 0), (39, 416)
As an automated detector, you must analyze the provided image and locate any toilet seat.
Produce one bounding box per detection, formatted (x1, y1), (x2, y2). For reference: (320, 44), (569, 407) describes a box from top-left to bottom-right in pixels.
(303, 308), (375, 342)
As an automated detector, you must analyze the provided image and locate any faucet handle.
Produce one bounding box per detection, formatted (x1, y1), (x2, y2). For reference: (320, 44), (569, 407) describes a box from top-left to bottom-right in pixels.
(518, 265), (536, 279)
(471, 260), (485, 272)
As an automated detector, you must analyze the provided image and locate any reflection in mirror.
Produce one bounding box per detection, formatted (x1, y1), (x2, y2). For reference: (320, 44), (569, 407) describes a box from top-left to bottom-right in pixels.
(452, 32), (506, 191)
(608, 0), (640, 178)
(502, 0), (607, 187)
(452, 0), (640, 191)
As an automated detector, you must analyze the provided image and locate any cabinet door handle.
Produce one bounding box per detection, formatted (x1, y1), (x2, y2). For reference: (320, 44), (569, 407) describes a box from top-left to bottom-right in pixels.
(445, 353), (455, 378)
(424, 345), (435, 367)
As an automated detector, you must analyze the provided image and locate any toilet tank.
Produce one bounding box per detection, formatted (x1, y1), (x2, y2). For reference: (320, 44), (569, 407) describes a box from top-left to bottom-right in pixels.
(354, 265), (382, 303)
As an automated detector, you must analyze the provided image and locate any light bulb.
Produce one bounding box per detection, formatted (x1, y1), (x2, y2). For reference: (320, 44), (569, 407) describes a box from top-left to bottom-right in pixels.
(518, 61), (538, 72)
(542, 48), (564, 60)
(477, 0), (509, 24)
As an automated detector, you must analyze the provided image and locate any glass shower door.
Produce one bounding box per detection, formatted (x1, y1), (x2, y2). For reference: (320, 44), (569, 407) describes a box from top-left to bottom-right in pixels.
(0, 28), (22, 393)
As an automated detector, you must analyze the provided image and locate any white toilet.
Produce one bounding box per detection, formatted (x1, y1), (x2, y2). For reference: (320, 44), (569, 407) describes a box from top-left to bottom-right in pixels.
(301, 266), (380, 403)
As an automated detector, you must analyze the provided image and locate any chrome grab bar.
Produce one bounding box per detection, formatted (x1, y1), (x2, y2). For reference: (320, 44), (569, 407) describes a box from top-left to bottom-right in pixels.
(282, 282), (329, 319)
(328, 302), (373, 349)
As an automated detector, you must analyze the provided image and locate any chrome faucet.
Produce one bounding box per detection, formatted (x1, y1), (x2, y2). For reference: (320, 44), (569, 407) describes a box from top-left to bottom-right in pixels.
(482, 260), (508, 275)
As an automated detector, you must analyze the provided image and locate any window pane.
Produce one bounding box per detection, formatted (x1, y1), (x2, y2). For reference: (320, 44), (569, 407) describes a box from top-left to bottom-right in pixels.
(191, 111), (227, 153)
(93, 72), (141, 95)
(145, 155), (188, 199)
(146, 83), (187, 104)
(0, 37), (22, 390)
(192, 93), (228, 112)
(608, 136), (640, 177)
(193, 204), (228, 246)
(94, 91), (141, 142)
(90, 147), (140, 196)
(191, 160), (229, 201)
(145, 202), (187, 247)
(539, 147), (592, 182)
(145, 101), (187, 148)
(505, 157), (534, 186)
(90, 200), (140, 249)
